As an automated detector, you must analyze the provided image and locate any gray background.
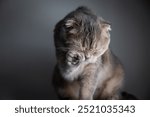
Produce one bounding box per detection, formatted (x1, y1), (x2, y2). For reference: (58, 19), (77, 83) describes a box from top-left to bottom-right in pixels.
(0, 0), (149, 99)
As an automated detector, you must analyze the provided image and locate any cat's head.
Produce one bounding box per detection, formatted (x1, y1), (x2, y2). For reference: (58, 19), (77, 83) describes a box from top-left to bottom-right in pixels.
(54, 6), (111, 67)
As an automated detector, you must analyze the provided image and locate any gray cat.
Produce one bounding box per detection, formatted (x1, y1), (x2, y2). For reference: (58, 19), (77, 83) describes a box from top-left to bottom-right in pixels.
(52, 6), (124, 100)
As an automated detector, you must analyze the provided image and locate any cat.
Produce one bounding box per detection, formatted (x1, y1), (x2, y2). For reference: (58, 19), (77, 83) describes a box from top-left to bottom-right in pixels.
(52, 6), (124, 100)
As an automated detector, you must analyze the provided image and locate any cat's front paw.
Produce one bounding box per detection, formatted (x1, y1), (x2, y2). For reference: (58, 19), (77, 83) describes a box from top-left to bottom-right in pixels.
(66, 51), (80, 65)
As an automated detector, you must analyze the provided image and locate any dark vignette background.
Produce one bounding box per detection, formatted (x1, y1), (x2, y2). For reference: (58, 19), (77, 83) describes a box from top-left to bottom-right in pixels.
(0, 0), (149, 99)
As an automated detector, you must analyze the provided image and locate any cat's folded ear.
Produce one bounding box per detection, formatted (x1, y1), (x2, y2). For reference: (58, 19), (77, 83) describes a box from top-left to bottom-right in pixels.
(64, 19), (79, 34)
(65, 19), (76, 28)
(99, 17), (111, 31)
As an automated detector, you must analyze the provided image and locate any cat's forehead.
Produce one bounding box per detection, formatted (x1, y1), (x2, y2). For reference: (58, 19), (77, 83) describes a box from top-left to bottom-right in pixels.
(65, 17), (101, 36)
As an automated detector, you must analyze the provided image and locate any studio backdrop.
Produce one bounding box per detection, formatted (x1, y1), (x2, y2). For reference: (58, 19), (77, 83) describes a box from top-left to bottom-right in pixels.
(0, 0), (149, 99)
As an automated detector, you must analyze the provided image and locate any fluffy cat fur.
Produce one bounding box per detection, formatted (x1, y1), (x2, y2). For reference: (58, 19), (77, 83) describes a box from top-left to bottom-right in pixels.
(52, 6), (124, 100)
